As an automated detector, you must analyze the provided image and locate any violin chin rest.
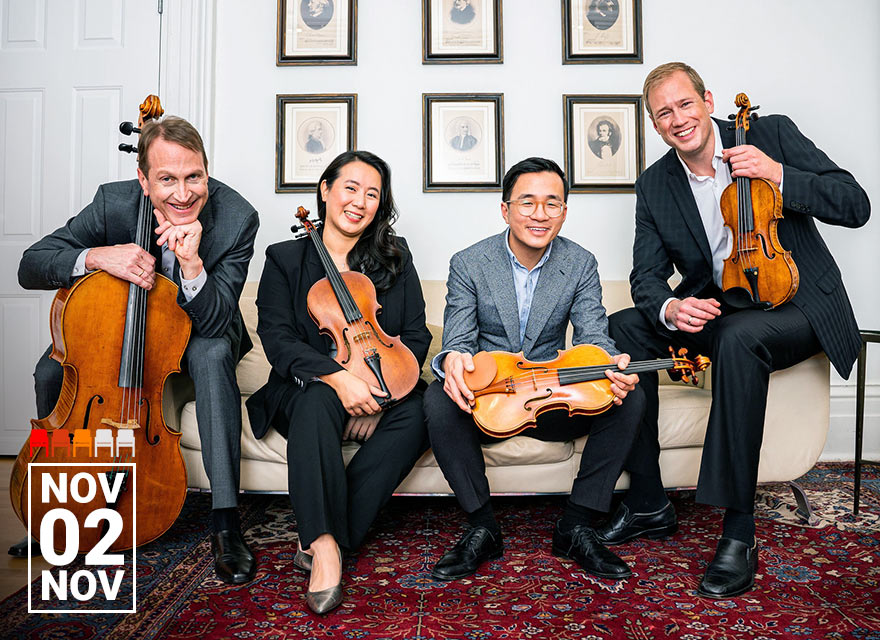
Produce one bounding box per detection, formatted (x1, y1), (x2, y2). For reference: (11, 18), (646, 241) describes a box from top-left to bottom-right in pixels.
(463, 351), (498, 391)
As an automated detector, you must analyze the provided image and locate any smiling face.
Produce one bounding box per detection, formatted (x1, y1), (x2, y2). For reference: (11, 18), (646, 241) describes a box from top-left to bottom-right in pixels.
(320, 160), (381, 239)
(647, 70), (715, 167)
(501, 171), (566, 267)
(137, 137), (209, 226)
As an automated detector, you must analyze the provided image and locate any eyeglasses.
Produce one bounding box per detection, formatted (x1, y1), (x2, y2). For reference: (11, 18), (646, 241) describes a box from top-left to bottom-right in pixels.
(504, 198), (566, 218)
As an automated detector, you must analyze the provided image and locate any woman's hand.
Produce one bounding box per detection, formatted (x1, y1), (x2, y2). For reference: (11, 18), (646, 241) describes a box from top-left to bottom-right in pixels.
(320, 369), (386, 416)
(343, 413), (382, 442)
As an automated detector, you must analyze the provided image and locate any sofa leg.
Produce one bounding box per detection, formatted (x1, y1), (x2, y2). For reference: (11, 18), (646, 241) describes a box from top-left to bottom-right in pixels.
(788, 481), (819, 526)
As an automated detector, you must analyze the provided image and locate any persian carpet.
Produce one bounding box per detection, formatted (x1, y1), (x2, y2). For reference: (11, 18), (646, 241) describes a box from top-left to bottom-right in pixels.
(1, 462), (878, 640)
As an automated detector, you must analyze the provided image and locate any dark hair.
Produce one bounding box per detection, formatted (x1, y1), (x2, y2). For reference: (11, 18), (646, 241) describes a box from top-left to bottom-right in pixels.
(596, 119), (614, 134)
(502, 157), (569, 203)
(316, 150), (402, 292)
(138, 116), (208, 176)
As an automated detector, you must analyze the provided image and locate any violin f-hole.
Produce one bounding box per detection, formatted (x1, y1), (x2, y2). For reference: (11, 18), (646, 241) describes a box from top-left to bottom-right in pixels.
(365, 320), (393, 348)
(339, 327), (353, 364)
(523, 389), (554, 411)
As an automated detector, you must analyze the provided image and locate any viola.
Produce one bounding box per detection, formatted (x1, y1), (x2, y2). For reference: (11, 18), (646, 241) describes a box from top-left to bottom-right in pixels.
(293, 206), (420, 407)
(720, 93), (799, 309)
(9, 96), (190, 552)
(462, 345), (710, 437)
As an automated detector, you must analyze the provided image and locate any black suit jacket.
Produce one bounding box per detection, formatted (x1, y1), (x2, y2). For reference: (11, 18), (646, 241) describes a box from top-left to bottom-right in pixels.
(631, 115), (870, 378)
(18, 178), (259, 359)
(245, 236), (432, 439)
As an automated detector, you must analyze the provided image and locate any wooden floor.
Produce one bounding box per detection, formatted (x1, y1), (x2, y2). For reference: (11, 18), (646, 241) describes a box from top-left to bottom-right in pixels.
(0, 457), (51, 601)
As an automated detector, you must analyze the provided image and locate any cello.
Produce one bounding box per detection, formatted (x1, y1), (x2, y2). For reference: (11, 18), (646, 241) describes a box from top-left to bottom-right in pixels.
(720, 93), (799, 309)
(9, 96), (190, 552)
(292, 206), (420, 407)
(463, 345), (709, 437)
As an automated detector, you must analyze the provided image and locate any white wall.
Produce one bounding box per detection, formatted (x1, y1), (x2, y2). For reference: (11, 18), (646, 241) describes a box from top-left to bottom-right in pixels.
(211, 0), (880, 459)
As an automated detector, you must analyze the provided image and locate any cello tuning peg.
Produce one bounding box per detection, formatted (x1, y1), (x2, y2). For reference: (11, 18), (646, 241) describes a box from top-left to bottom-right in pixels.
(726, 125), (735, 130)
(119, 121), (141, 136)
(118, 143), (137, 154)
(751, 105), (760, 111)
(727, 113), (736, 120)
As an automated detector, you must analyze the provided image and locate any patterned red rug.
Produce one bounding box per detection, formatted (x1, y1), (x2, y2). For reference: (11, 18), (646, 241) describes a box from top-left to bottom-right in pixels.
(2, 462), (878, 640)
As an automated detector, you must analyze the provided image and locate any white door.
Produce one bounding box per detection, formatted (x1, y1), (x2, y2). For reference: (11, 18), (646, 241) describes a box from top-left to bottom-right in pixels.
(0, 0), (162, 454)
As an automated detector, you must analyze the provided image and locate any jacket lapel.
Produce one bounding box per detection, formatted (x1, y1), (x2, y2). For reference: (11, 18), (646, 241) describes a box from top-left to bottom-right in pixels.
(521, 242), (565, 354)
(196, 192), (216, 265)
(482, 232), (521, 350)
(663, 149), (713, 267)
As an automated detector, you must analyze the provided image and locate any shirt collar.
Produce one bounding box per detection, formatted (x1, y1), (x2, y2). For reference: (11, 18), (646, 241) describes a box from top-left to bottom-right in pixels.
(676, 120), (724, 182)
(504, 228), (553, 272)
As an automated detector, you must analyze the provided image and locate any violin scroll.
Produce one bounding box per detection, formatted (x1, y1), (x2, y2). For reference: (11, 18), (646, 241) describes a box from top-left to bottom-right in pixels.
(667, 346), (710, 386)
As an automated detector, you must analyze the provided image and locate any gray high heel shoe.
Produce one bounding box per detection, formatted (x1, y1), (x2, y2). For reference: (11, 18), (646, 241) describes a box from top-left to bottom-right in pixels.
(305, 547), (343, 615)
(293, 547), (313, 572)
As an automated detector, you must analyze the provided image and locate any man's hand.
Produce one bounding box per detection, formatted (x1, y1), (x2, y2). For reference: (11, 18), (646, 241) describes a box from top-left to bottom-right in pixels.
(606, 353), (639, 405)
(85, 244), (156, 290)
(442, 351), (476, 413)
(722, 145), (783, 185)
(343, 413), (382, 443)
(666, 297), (721, 333)
(321, 369), (386, 416)
(154, 209), (204, 280)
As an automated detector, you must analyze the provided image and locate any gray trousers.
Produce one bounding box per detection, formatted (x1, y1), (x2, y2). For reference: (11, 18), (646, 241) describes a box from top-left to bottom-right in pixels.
(33, 331), (243, 510)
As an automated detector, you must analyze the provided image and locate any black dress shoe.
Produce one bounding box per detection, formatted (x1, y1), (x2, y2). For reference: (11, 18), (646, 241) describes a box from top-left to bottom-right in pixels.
(697, 537), (758, 599)
(595, 501), (677, 546)
(211, 529), (257, 585)
(552, 521), (632, 580)
(431, 526), (503, 581)
(8, 536), (41, 558)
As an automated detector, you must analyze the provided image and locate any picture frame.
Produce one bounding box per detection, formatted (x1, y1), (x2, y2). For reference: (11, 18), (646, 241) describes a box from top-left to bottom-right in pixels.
(277, 0), (357, 66)
(561, 0), (642, 64)
(275, 94), (357, 193)
(423, 0), (503, 64)
(423, 93), (504, 192)
(563, 94), (644, 193)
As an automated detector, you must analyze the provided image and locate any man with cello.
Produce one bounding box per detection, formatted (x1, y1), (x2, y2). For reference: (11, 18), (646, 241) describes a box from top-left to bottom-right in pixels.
(603, 62), (870, 598)
(424, 157), (645, 581)
(17, 115), (260, 585)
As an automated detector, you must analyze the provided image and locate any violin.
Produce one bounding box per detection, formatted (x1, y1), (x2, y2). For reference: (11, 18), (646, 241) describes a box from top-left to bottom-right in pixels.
(462, 345), (710, 437)
(9, 96), (190, 552)
(720, 93), (799, 309)
(292, 206), (420, 407)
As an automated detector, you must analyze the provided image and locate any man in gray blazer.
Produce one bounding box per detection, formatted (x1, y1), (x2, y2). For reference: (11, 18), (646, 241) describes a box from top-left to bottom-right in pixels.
(425, 157), (645, 581)
(17, 117), (259, 585)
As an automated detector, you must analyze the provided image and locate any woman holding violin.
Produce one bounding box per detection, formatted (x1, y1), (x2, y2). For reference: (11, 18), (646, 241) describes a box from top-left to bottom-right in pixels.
(424, 157), (645, 584)
(246, 150), (431, 614)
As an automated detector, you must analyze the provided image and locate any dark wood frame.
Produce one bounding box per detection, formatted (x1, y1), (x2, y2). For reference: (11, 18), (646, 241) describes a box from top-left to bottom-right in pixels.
(275, 93), (357, 193)
(277, 0), (357, 66)
(423, 93), (504, 192)
(563, 94), (644, 193)
(422, 0), (503, 64)
(561, 0), (642, 64)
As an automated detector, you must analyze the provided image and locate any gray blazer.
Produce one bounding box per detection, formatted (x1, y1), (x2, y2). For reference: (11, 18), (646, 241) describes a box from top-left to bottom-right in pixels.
(439, 231), (617, 369)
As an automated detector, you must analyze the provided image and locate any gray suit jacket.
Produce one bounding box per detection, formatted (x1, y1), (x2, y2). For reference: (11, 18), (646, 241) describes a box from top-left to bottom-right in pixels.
(439, 232), (617, 370)
(18, 178), (259, 357)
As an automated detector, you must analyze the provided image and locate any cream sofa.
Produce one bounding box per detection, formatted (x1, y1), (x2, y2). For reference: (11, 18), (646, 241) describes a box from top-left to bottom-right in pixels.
(166, 281), (830, 512)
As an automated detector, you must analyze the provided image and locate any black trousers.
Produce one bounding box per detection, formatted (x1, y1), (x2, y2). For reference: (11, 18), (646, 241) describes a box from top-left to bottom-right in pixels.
(608, 303), (821, 513)
(423, 379), (644, 515)
(281, 382), (428, 551)
(33, 332), (244, 509)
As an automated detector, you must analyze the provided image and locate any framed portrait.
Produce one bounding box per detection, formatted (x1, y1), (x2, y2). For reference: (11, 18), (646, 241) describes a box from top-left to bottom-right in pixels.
(277, 0), (357, 65)
(423, 93), (504, 192)
(561, 0), (642, 64)
(422, 0), (503, 64)
(563, 94), (644, 193)
(276, 94), (357, 193)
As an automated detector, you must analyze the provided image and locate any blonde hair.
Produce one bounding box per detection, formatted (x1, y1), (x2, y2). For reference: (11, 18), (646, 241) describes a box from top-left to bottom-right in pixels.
(642, 62), (706, 118)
